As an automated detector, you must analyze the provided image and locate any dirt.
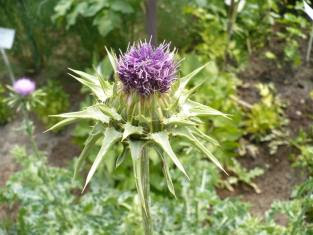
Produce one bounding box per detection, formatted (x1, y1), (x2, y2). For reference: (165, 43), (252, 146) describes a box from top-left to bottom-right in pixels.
(0, 118), (79, 186)
(219, 50), (313, 219)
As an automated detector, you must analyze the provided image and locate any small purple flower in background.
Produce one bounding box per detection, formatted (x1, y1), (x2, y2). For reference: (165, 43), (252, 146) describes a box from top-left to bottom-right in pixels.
(13, 78), (36, 96)
(117, 41), (178, 96)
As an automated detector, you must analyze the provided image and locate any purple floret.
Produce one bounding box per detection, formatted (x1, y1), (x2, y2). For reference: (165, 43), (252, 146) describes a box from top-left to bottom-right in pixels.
(13, 78), (36, 96)
(117, 41), (178, 96)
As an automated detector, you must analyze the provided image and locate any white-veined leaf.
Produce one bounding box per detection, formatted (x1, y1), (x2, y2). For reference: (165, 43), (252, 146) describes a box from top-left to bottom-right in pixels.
(73, 125), (103, 180)
(44, 118), (76, 133)
(82, 127), (122, 191)
(51, 106), (110, 123)
(172, 128), (227, 175)
(182, 100), (229, 118)
(128, 140), (149, 216)
(154, 146), (176, 198)
(150, 132), (189, 180)
(115, 146), (128, 168)
(175, 62), (210, 98)
(105, 47), (117, 73)
(122, 122), (144, 141)
(68, 68), (99, 84)
(189, 126), (219, 146)
(68, 73), (107, 102)
(99, 105), (122, 121)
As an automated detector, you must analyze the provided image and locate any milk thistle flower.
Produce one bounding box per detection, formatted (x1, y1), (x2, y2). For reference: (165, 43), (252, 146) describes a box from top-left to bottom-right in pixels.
(13, 78), (36, 96)
(117, 42), (178, 96)
(47, 41), (228, 235)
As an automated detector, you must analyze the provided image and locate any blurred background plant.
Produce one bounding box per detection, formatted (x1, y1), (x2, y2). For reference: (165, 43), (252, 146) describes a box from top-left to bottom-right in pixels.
(0, 84), (12, 125)
(34, 80), (69, 129)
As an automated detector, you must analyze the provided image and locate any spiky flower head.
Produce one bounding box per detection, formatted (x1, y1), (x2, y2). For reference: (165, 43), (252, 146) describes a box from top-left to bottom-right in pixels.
(117, 42), (178, 96)
(13, 78), (36, 96)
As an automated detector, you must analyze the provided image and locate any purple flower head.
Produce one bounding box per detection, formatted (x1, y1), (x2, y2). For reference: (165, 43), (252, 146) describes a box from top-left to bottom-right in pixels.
(117, 41), (178, 96)
(13, 78), (36, 96)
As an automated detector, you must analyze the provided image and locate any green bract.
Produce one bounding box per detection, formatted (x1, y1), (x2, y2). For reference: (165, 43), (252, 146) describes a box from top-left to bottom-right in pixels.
(47, 49), (228, 232)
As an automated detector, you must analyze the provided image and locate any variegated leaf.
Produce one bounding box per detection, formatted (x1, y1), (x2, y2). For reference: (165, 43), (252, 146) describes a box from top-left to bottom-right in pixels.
(82, 127), (122, 191)
(128, 140), (149, 216)
(150, 132), (189, 180)
(122, 122), (144, 141)
(51, 106), (110, 123)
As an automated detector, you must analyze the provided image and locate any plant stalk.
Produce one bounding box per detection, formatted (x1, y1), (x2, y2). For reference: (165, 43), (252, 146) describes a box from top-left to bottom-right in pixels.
(224, 0), (239, 68)
(306, 23), (313, 63)
(141, 148), (152, 235)
(22, 102), (40, 158)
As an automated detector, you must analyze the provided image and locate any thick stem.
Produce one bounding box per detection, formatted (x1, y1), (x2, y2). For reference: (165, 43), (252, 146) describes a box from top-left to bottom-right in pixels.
(141, 148), (152, 235)
(306, 23), (313, 63)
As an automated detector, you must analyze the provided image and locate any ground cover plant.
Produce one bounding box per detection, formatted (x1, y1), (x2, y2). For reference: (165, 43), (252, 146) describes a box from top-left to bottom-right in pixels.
(1, 0), (313, 234)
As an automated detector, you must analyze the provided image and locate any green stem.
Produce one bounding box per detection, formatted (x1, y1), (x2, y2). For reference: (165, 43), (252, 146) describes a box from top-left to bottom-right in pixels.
(22, 103), (40, 158)
(224, 0), (239, 68)
(306, 23), (313, 63)
(141, 148), (152, 235)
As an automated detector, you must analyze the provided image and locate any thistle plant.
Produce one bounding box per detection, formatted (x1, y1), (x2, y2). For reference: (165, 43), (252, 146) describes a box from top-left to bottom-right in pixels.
(7, 78), (45, 157)
(47, 41), (227, 234)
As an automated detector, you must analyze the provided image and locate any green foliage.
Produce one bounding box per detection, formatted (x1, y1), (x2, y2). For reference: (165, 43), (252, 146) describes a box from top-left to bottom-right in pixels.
(244, 83), (286, 140)
(275, 3), (308, 67)
(34, 80), (69, 128)
(0, 84), (12, 125)
(291, 126), (313, 174)
(0, 0), (61, 69)
(2, 146), (313, 234)
(53, 0), (142, 51)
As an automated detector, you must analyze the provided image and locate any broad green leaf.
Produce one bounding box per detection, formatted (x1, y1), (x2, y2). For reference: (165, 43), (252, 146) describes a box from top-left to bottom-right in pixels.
(73, 125), (103, 180)
(150, 132), (189, 180)
(155, 147), (176, 198)
(172, 128), (227, 175)
(44, 118), (76, 133)
(82, 127), (122, 191)
(105, 47), (117, 73)
(122, 123), (144, 141)
(111, 0), (134, 13)
(128, 140), (149, 216)
(51, 106), (110, 123)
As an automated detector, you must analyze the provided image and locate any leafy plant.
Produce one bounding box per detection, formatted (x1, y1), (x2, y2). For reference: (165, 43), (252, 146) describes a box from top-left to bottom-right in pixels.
(0, 84), (12, 125)
(2, 145), (311, 234)
(34, 80), (69, 129)
(291, 126), (313, 174)
(276, 3), (308, 67)
(244, 83), (286, 140)
(53, 0), (142, 52)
